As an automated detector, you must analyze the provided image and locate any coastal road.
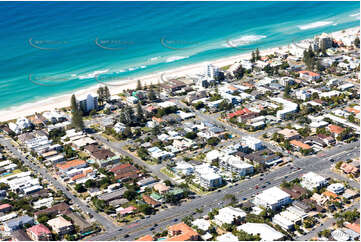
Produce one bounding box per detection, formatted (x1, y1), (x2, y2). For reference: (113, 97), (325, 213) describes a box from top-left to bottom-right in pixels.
(0, 136), (118, 232)
(88, 141), (360, 240)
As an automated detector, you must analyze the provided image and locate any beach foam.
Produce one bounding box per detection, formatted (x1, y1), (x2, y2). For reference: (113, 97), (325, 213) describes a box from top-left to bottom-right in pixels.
(165, 56), (189, 63)
(224, 35), (267, 48)
(78, 69), (109, 80)
(298, 21), (334, 30)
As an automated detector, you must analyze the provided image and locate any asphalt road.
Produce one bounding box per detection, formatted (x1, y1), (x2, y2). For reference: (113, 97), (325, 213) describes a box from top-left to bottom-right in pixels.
(0, 136), (117, 232)
(89, 140), (360, 241)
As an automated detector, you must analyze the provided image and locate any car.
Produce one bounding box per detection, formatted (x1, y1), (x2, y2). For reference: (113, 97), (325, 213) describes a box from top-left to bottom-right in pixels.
(260, 173), (264, 176)
(124, 234), (129, 238)
(262, 185), (266, 188)
(255, 186), (259, 189)
(297, 167), (301, 170)
(242, 198), (247, 201)
(259, 178), (263, 181)
(285, 176), (288, 178)
(266, 181), (271, 185)
(217, 190), (221, 192)
(290, 166), (293, 169)
(154, 223), (158, 227)
(174, 219), (178, 222)
(150, 228), (154, 231)
(118, 228), (122, 231)
(330, 159), (334, 162)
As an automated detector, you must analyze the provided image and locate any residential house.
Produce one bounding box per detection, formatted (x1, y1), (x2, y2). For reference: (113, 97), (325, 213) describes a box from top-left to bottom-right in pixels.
(277, 129), (301, 141)
(109, 163), (140, 181)
(166, 222), (199, 241)
(26, 224), (52, 241)
(4, 216), (34, 232)
(47, 216), (74, 236)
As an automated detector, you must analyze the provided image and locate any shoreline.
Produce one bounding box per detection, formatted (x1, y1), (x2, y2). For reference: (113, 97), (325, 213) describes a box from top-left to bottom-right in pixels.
(0, 26), (359, 123)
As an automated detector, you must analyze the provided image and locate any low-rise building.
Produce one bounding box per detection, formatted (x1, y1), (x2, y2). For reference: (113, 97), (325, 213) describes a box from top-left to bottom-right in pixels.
(26, 224), (52, 241)
(166, 222), (199, 241)
(327, 183), (345, 195)
(237, 223), (284, 241)
(300, 172), (328, 191)
(47, 216), (74, 235)
(214, 206), (246, 226)
(253, 187), (292, 210)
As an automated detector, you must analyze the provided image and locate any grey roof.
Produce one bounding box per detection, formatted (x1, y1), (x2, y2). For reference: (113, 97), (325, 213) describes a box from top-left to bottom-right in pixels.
(98, 188), (126, 202)
(5, 215), (34, 229)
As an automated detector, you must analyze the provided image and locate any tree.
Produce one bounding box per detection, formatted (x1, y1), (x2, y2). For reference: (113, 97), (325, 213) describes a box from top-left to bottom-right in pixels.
(104, 86), (110, 102)
(233, 64), (245, 79)
(124, 189), (138, 201)
(255, 48), (260, 60)
(283, 84), (290, 98)
(355, 37), (360, 48)
(70, 95), (84, 130)
(75, 184), (86, 193)
(250, 51), (256, 63)
(185, 132), (197, 140)
(85, 179), (96, 188)
(148, 88), (157, 101)
(164, 180), (172, 186)
(136, 102), (144, 123)
(136, 80), (142, 90)
(207, 137), (220, 146)
(138, 204), (154, 215)
(97, 87), (105, 105)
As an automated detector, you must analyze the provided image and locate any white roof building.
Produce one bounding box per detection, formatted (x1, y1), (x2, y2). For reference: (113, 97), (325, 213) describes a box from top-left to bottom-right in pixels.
(192, 218), (210, 231)
(216, 232), (239, 241)
(327, 183), (345, 195)
(300, 172), (328, 190)
(237, 223), (284, 241)
(242, 136), (263, 151)
(174, 161), (194, 176)
(214, 206), (247, 226)
(270, 97), (298, 119)
(253, 187), (292, 210)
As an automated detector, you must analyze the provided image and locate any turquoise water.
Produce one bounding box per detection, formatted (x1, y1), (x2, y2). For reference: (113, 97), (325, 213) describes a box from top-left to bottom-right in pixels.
(0, 2), (359, 109)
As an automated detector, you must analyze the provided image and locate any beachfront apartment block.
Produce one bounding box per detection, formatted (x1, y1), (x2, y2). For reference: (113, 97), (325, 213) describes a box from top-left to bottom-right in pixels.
(300, 172), (328, 191)
(253, 187), (292, 210)
(8, 117), (32, 134)
(77, 93), (98, 113)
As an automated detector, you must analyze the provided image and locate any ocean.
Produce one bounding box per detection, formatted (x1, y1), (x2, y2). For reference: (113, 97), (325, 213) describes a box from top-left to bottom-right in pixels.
(0, 1), (359, 110)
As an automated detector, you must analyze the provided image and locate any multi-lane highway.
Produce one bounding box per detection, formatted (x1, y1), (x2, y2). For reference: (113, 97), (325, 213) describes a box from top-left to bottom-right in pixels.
(89, 140), (360, 241)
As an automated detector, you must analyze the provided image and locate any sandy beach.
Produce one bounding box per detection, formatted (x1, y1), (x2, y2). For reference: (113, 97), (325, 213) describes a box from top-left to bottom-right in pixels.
(0, 27), (358, 122)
